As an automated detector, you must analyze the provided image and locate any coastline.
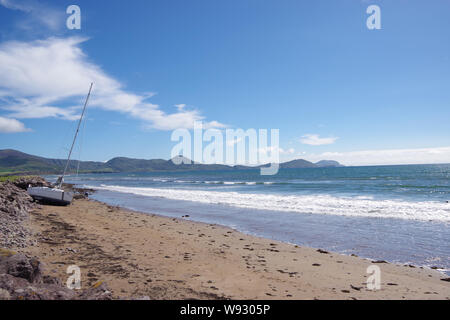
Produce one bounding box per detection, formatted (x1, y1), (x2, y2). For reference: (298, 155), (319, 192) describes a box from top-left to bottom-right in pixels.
(20, 197), (450, 299)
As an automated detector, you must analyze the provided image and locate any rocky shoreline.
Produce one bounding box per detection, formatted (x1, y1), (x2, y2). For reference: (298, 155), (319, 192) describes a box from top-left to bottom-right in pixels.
(0, 177), (48, 249)
(0, 177), (113, 300)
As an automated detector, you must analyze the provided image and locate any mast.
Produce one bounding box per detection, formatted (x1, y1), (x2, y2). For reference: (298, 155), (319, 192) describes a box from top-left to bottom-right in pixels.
(58, 82), (93, 188)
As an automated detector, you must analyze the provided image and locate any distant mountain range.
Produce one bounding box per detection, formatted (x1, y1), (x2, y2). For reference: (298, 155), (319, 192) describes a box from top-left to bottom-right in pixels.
(0, 149), (344, 175)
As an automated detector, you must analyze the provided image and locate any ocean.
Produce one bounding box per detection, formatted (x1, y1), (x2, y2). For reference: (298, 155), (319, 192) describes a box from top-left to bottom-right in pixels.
(48, 163), (450, 274)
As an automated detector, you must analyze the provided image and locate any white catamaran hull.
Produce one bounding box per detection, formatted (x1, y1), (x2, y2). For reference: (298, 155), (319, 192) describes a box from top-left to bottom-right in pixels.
(27, 187), (73, 205)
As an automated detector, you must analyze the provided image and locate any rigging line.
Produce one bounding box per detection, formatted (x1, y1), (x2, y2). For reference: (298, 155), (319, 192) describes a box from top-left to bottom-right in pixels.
(59, 82), (93, 188)
(76, 103), (88, 177)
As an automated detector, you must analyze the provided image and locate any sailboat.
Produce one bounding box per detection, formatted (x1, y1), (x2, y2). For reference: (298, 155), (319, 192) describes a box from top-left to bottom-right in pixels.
(27, 83), (93, 205)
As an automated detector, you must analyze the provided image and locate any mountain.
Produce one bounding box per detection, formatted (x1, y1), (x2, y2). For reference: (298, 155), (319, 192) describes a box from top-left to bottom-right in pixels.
(0, 149), (114, 174)
(0, 149), (344, 175)
(279, 159), (317, 168)
(106, 156), (233, 172)
(315, 160), (344, 168)
(0, 149), (60, 173)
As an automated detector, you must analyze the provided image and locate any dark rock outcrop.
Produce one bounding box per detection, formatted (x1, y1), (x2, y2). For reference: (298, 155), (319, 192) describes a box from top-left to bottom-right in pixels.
(12, 176), (51, 190)
(0, 251), (112, 300)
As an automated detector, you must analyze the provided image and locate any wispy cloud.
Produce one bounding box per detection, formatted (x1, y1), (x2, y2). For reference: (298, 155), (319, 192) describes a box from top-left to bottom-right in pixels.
(0, 116), (30, 133)
(0, 0), (64, 32)
(299, 134), (338, 146)
(175, 104), (186, 111)
(0, 37), (225, 130)
(258, 146), (295, 155)
(303, 146), (450, 166)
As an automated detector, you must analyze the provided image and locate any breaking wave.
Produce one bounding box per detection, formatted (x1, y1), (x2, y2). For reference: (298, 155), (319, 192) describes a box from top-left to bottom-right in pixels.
(90, 184), (450, 222)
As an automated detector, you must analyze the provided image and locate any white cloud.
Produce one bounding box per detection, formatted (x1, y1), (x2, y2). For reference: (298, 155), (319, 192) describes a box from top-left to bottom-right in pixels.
(300, 134), (338, 146)
(0, 116), (30, 133)
(280, 147), (295, 155)
(258, 146), (295, 155)
(175, 104), (186, 111)
(303, 146), (450, 166)
(0, 37), (225, 130)
(0, 0), (64, 32)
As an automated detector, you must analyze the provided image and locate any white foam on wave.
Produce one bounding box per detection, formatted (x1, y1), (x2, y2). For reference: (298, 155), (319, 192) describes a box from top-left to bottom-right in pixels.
(92, 184), (450, 222)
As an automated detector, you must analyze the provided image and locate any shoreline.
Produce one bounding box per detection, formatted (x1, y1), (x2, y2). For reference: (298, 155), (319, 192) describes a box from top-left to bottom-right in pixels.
(85, 187), (450, 276)
(91, 196), (450, 277)
(20, 197), (450, 299)
(90, 196), (450, 277)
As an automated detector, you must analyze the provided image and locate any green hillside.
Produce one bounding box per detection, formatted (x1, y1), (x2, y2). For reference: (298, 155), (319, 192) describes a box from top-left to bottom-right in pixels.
(0, 149), (344, 175)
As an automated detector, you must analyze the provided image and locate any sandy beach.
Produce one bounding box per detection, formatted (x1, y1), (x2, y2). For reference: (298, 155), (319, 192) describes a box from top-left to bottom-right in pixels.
(19, 198), (450, 300)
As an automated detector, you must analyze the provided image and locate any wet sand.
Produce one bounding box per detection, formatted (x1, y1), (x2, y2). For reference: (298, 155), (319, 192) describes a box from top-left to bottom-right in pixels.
(23, 198), (450, 299)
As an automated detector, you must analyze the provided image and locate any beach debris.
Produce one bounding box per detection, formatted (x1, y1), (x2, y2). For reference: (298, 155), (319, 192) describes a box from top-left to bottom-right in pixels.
(312, 263), (321, 267)
(0, 249), (17, 258)
(372, 260), (388, 264)
(350, 285), (362, 291)
(440, 278), (450, 282)
(317, 249), (329, 254)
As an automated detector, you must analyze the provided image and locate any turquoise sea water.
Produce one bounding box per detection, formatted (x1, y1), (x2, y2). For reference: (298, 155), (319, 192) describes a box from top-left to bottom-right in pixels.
(49, 164), (450, 274)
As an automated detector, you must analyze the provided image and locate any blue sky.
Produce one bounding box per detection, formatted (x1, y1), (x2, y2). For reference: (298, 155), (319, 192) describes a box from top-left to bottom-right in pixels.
(0, 0), (449, 165)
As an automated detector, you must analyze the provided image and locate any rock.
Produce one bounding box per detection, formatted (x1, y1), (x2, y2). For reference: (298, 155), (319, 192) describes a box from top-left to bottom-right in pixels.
(12, 176), (51, 190)
(350, 285), (362, 291)
(0, 288), (10, 300)
(0, 182), (35, 248)
(0, 273), (30, 294)
(42, 275), (62, 285)
(3, 254), (43, 283)
(0, 253), (114, 300)
(72, 193), (86, 200)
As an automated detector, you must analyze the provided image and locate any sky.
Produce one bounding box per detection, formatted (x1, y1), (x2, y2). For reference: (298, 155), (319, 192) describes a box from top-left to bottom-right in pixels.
(0, 0), (449, 166)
